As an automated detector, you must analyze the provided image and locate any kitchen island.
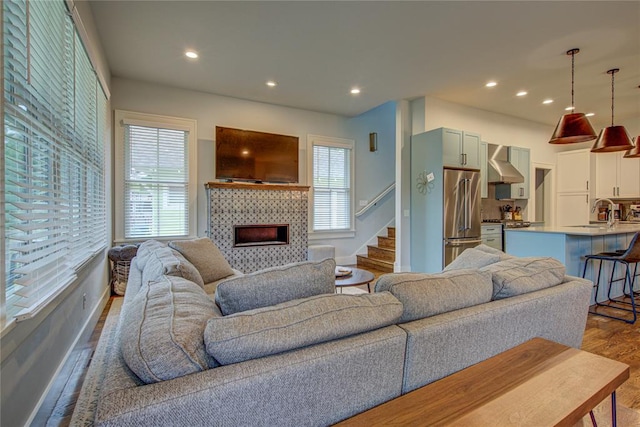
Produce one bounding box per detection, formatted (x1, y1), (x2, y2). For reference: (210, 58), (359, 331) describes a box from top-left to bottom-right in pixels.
(505, 223), (640, 303)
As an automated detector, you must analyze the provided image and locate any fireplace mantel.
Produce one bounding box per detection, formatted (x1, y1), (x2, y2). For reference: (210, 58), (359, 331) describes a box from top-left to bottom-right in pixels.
(205, 182), (309, 192)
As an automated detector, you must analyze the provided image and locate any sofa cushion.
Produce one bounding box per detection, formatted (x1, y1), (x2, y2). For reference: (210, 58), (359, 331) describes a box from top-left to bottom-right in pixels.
(480, 257), (566, 299)
(204, 292), (403, 365)
(169, 237), (235, 283)
(119, 275), (219, 384)
(141, 246), (205, 289)
(443, 247), (500, 271)
(375, 270), (493, 323)
(134, 239), (166, 269)
(215, 259), (336, 315)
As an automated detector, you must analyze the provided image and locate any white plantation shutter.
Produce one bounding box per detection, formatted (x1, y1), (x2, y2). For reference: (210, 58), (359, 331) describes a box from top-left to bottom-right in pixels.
(312, 139), (353, 231)
(3, 0), (107, 323)
(123, 124), (190, 239)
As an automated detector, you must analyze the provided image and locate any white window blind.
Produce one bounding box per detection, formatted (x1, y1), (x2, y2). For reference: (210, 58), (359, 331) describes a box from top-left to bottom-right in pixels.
(312, 142), (352, 231)
(123, 124), (190, 239)
(2, 0), (107, 324)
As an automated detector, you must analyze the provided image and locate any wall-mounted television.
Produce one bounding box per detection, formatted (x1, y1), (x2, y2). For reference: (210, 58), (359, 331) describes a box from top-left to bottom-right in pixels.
(215, 126), (299, 184)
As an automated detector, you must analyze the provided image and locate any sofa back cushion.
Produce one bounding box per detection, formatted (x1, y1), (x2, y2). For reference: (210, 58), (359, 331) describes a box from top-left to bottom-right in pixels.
(215, 259), (336, 315)
(375, 269), (493, 323)
(119, 275), (219, 384)
(204, 292), (403, 365)
(480, 257), (566, 299)
(169, 237), (235, 283)
(141, 246), (205, 289)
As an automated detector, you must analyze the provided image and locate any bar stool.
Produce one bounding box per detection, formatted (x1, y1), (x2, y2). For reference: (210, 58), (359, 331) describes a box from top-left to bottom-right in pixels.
(581, 232), (640, 324)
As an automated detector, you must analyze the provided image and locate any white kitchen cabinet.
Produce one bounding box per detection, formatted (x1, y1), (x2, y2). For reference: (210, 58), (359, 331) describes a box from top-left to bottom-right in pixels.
(556, 149), (594, 193)
(480, 141), (488, 198)
(495, 146), (530, 200)
(556, 149), (595, 226)
(441, 128), (481, 169)
(556, 193), (591, 226)
(595, 152), (640, 198)
(481, 224), (502, 250)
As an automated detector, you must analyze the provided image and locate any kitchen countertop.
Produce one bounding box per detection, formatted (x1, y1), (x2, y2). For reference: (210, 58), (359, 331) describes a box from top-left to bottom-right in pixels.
(504, 222), (640, 236)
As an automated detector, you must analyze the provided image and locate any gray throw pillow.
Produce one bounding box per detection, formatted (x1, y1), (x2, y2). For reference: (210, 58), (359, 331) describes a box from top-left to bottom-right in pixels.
(134, 239), (166, 269)
(480, 257), (566, 299)
(443, 247), (500, 271)
(169, 237), (235, 283)
(215, 258), (336, 315)
(474, 243), (514, 260)
(119, 275), (219, 384)
(380, 269), (494, 323)
(204, 292), (403, 365)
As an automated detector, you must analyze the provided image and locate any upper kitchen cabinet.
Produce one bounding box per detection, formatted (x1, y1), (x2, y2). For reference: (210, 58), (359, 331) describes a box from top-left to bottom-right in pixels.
(480, 141), (488, 198)
(595, 152), (640, 199)
(440, 128), (481, 169)
(495, 146), (530, 200)
(556, 149), (594, 193)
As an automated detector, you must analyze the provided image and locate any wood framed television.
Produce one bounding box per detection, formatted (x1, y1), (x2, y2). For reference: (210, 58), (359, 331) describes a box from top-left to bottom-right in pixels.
(215, 126), (299, 183)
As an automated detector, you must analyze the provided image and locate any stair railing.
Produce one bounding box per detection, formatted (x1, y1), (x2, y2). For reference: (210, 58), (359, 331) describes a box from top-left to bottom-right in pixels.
(355, 182), (395, 217)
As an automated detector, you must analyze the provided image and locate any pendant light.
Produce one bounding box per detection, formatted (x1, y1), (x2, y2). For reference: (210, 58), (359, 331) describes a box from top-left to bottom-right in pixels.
(624, 136), (640, 158)
(549, 48), (597, 144)
(591, 68), (634, 152)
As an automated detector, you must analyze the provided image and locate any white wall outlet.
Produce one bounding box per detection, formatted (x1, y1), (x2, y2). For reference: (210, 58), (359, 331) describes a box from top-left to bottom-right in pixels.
(404, 209), (410, 217)
(426, 172), (435, 182)
(359, 200), (368, 207)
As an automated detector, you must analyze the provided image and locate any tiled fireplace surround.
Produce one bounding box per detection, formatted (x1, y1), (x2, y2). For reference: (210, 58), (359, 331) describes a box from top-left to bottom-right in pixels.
(206, 182), (309, 273)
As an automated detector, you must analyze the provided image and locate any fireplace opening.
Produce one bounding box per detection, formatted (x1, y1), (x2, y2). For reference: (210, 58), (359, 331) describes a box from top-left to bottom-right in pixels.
(234, 224), (289, 247)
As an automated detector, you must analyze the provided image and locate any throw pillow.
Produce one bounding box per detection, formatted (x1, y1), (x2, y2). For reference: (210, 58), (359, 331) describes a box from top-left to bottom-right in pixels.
(169, 237), (235, 284)
(214, 258), (336, 315)
(134, 239), (166, 269)
(443, 247), (500, 271)
(379, 269), (494, 323)
(480, 257), (566, 299)
(119, 275), (219, 384)
(474, 243), (515, 260)
(204, 292), (403, 365)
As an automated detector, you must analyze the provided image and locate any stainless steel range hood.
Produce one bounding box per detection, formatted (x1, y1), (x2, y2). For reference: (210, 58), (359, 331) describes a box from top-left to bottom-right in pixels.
(487, 144), (524, 184)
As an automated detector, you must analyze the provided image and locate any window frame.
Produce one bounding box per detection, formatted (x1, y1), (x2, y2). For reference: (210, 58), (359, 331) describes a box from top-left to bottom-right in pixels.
(307, 134), (355, 240)
(113, 110), (198, 243)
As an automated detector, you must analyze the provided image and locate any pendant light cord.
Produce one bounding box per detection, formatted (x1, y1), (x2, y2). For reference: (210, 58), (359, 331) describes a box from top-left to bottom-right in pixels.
(571, 50), (575, 112)
(610, 70), (615, 127)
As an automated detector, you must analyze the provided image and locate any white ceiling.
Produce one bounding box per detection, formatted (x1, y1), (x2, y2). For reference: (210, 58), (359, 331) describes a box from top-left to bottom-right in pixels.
(89, 1), (640, 132)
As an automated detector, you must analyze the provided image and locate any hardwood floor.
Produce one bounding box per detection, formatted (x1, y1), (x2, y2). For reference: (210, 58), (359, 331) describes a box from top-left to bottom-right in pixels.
(37, 268), (639, 426)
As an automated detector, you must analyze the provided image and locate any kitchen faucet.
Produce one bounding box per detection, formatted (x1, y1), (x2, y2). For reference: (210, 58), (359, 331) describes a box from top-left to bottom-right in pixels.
(591, 198), (616, 228)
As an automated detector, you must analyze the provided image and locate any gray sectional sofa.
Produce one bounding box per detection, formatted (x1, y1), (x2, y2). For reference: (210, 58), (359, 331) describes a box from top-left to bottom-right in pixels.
(76, 240), (593, 426)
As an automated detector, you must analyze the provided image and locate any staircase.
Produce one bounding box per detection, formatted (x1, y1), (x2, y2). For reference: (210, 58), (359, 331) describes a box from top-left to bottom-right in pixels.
(356, 227), (395, 273)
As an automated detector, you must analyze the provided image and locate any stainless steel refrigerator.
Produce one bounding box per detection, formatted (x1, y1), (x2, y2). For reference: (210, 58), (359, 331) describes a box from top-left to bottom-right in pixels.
(443, 168), (481, 266)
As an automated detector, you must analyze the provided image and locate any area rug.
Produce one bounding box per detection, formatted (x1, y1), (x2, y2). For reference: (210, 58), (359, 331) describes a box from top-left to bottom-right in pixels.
(69, 297), (123, 426)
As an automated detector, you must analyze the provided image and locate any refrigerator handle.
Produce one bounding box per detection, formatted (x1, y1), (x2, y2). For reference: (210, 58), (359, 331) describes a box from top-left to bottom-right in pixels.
(464, 178), (471, 230)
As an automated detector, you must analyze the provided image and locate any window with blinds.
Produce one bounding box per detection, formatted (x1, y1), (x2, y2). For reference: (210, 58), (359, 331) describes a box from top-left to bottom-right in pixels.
(123, 125), (189, 239)
(311, 136), (354, 232)
(114, 111), (197, 242)
(2, 0), (108, 324)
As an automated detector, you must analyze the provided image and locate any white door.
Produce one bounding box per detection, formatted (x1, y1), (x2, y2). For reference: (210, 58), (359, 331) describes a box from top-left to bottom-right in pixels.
(618, 155), (640, 198)
(557, 193), (590, 226)
(595, 152), (618, 198)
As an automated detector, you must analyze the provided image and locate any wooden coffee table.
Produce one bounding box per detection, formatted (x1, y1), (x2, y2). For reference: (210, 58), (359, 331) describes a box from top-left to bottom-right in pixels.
(335, 267), (375, 293)
(335, 337), (630, 426)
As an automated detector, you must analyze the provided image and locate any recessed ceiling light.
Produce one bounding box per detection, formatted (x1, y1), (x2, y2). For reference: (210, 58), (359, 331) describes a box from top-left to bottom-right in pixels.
(266, 81), (277, 87)
(350, 88), (361, 95)
(185, 50), (198, 59)
(542, 99), (554, 105)
(516, 91), (528, 97)
(585, 113), (595, 117)
(485, 81), (497, 88)
(564, 106), (574, 111)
